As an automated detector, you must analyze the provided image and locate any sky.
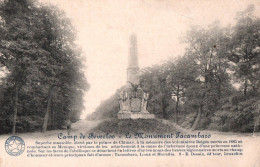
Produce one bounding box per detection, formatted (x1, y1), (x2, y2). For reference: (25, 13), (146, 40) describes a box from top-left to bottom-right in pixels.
(38, 0), (260, 119)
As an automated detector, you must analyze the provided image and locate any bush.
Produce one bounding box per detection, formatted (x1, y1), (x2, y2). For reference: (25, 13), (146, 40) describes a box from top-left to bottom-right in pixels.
(208, 95), (259, 132)
(16, 116), (43, 133)
(180, 112), (197, 129)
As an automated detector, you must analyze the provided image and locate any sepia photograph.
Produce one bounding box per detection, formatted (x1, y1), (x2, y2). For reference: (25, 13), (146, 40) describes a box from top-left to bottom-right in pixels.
(0, 0), (259, 166)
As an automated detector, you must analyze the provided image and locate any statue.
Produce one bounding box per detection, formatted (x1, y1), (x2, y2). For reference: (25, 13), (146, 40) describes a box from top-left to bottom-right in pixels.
(141, 93), (149, 112)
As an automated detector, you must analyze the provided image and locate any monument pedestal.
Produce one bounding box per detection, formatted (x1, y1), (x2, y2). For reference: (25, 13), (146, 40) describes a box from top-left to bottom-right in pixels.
(117, 88), (155, 119)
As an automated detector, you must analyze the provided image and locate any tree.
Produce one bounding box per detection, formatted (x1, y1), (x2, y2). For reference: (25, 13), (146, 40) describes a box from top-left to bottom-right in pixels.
(36, 4), (89, 131)
(165, 56), (198, 123)
(228, 5), (260, 96)
(0, 0), (89, 134)
(140, 65), (172, 119)
(0, 0), (46, 133)
(183, 22), (232, 129)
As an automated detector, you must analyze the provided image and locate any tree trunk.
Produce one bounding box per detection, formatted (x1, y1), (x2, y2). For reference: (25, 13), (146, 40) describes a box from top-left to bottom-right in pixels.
(162, 107), (166, 119)
(191, 105), (202, 130)
(244, 79), (248, 96)
(175, 85), (180, 123)
(217, 77), (222, 100)
(42, 87), (54, 132)
(162, 97), (167, 119)
(12, 85), (18, 134)
(254, 116), (259, 133)
(174, 105), (178, 123)
(253, 104), (260, 134)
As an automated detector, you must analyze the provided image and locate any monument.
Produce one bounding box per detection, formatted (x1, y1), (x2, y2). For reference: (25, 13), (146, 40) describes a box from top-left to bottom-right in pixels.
(118, 34), (155, 119)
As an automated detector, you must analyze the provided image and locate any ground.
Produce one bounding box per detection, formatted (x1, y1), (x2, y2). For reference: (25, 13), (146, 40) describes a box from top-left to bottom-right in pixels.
(0, 118), (259, 139)
(0, 120), (99, 140)
(90, 119), (177, 134)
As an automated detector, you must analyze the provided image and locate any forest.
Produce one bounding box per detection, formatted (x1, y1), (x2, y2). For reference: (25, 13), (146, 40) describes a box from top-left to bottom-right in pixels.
(88, 5), (260, 133)
(0, 0), (89, 134)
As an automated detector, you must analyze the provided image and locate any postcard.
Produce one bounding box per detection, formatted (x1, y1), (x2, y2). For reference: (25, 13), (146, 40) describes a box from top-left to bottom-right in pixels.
(0, 0), (259, 166)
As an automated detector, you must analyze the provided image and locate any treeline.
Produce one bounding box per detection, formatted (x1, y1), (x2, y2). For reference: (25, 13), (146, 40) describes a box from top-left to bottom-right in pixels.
(0, 0), (88, 134)
(88, 5), (260, 133)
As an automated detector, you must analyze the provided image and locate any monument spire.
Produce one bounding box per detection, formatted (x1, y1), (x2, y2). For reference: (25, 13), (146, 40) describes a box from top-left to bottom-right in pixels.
(127, 34), (140, 86)
(117, 34), (155, 119)
(128, 34), (139, 68)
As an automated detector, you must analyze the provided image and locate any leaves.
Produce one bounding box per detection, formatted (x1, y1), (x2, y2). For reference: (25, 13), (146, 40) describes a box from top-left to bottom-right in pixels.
(0, 0), (89, 134)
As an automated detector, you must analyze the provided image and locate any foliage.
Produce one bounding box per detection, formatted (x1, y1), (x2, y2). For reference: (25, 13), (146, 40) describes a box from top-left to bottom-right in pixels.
(0, 0), (88, 134)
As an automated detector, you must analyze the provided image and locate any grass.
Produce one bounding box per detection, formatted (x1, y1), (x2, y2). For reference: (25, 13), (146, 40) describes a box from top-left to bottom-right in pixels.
(90, 119), (178, 134)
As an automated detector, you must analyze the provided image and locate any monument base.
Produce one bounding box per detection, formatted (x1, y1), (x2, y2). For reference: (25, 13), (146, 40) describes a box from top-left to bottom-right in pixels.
(118, 111), (155, 119)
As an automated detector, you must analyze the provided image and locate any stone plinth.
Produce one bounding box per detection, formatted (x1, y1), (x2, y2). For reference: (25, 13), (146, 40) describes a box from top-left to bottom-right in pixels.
(118, 89), (155, 119)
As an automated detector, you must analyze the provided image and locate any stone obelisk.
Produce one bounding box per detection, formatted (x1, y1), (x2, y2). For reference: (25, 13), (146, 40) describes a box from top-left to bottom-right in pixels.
(117, 34), (155, 119)
(127, 34), (140, 87)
